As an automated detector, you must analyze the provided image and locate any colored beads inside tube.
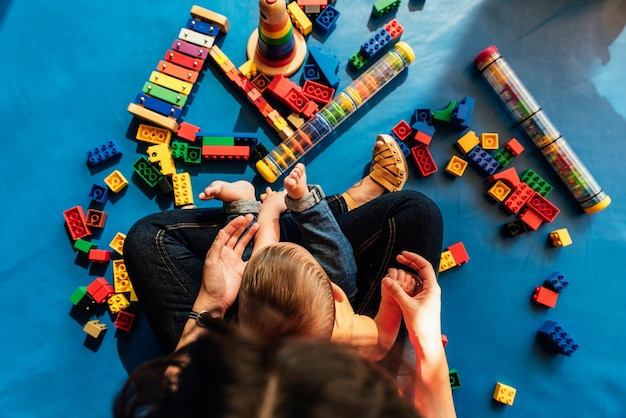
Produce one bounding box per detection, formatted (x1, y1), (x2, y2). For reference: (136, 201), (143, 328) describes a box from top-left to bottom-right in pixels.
(256, 42), (415, 183)
(474, 45), (610, 214)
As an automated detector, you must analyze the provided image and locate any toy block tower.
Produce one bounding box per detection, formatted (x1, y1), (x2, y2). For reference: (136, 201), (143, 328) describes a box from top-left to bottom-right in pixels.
(247, 0), (307, 76)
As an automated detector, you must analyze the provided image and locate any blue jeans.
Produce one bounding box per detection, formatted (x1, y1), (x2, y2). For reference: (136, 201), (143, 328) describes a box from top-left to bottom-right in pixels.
(124, 190), (443, 354)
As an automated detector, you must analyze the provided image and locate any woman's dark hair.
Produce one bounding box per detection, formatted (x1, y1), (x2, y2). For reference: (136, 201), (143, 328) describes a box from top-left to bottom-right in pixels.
(114, 318), (420, 418)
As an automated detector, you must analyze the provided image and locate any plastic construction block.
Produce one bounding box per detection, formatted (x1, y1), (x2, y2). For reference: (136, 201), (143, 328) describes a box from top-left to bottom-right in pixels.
(396, 140), (411, 158)
(519, 207), (544, 231)
(361, 27), (393, 59)
(445, 155), (468, 177)
(88, 184), (109, 204)
(521, 168), (553, 197)
(109, 232), (126, 256)
(544, 272), (569, 292)
(503, 183), (535, 214)
(171, 140), (188, 159)
(487, 180), (511, 202)
(488, 167), (521, 189)
(104, 170), (128, 193)
(147, 143), (176, 176)
(493, 382), (516, 406)
(115, 311), (136, 332)
(267, 75), (311, 114)
(439, 250), (456, 273)
(202, 145), (250, 161)
(503, 219), (529, 238)
(302, 80), (335, 105)
(504, 137), (525, 156)
(176, 121), (201, 142)
(315, 4), (339, 32)
(372, 0), (401, 18)
(63, 206), (91, 241)
(449, 370), (461, 390)
(132, 156), (163, 188)
(113, 259), (131, 293)
(69, 286), (95, 311)
(441, 334), (448, 348)
(432, 100), (457, 124)
(391, 119), (413, 141)
(88, 249), (112, 263)
(86, 277), (114, 304)
(549, 228), (572, 247)
(537, 320), (579, 356)
(447, 242), (469, 265)
(83, 320), (107, 339)
(287, 1), (313, 35)
(384, 18), (404, 40)
(468, 145), (500, 176)
(185, 145), (202, 164)
(302, 63), (321, 81)
(172, 172), (194, 207)
(73, 238), (97, 254)
(136, 124), (172, 145)
(525, 193), (560, 222)
(411, 121), (435, 146)
(412, 108), (432, 124)
(492, 148), (513, 168)
(87, 140), (122, 167)
(348, 50), (369, 71)
(307, 46), (340, 89)
(455, 130), (480, 154)
(532, 286), (559, 308)
(108, 293), (131, 314)
(450, 96), (475, 129)
(85, 208), (107, 229)
(411, 145), (438, 177)
(480, 132), (499, 150)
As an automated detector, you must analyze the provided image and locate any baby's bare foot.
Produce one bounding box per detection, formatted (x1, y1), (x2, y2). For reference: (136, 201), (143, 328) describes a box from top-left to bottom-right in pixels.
(284, 163), (308, 200)
(198, 180), (256, 202)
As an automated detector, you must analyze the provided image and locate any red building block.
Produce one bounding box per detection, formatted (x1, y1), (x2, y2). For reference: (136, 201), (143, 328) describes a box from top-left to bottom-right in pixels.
(519, 207), (544, 230)
(504, 137), (524, 156)
(384, 18), (404, 39)
(302, 80), (334, 104)
(88, 249), (112, 263)
(392, 120), (412, 141)
(86, 277), (115, 303)
(503, 183), (534, 214)
(115, 311), (136, 331)
(532, 286), (559, 308)
(447, 242), (469, 265)
(63, 206), (92, 241)
(525, 193), (560, 222)
(176, 121), (201, 142)
(411, 145), (438, 177)
(202, 145), (250, 161)
(488, 166), (520, 188)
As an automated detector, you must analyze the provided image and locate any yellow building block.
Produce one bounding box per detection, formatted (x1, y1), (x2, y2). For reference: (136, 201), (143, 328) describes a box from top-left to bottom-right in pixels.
(172, 172), (194, 207)
(83, 320), (107, 338)
(147, 143), (176, 176)
(487, 180), (512, 202)
(104, 170), (129, 193)
(445, 155), (468, 177)
(149, 71), (192, 95)
(136, 123), (172, 145)
(113, 259), (132, 293)
(108, 293), (130, 314)
(456, 130), (480, 154)
(109, 232), (127, 256)
(287, 1), (313, 35)
(238, 60), (257, 79)
(493, 382), (516, 406)
(439, 250), (456, 273)
(480, 132), (499, 150)
(549, 228), (572, 247)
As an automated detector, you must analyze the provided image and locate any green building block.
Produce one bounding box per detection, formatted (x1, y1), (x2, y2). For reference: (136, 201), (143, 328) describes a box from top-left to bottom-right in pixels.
(184, 145), (202, 164)
(449, 369), (461, 390)
(74, 238), (97, 254)
(521, 168), (553, 197)
(348, 50), (370, 70)
(132, 156), (163, 188)
(372, 0), (402, 18)
(142, 82), (188, 107)
(432, 100), (457, 124)
(202, 136), (235, 146)
(171, 141), (188, 159)
(493, 148), (513, 167)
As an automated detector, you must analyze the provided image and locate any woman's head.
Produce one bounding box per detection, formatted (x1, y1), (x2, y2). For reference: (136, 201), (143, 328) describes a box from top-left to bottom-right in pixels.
(239, 242), (335, 340)
(114, 319), (420, 418)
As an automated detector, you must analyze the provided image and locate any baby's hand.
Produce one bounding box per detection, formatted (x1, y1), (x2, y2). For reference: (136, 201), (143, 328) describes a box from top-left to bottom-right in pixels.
(259, 187), (287, 215)
(381, 268), (421, 306)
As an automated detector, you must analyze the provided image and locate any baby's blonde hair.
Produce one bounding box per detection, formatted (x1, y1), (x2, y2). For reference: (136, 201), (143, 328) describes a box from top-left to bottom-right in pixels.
(239, 242), (335, 340)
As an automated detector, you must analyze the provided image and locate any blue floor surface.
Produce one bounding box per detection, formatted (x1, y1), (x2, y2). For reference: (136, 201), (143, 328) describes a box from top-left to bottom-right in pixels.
(1, 1), (625, 416)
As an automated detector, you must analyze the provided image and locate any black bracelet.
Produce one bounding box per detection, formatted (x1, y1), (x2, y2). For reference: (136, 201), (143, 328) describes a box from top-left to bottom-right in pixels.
(189, 309), (222, 327)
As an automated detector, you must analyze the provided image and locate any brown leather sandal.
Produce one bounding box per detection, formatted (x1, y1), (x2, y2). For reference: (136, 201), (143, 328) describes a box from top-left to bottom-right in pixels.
(368, 134), (408, 192)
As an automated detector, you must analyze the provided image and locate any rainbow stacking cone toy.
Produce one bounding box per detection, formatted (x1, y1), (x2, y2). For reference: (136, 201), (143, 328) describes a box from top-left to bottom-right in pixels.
(247, 0), (307, 76)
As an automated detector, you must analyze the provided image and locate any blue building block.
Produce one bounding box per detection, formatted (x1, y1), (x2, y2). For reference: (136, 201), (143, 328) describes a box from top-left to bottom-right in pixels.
(411, 108), (432, 124)
(86, 140), (122, 167)
(451, 96), (475, 129)
(468, 145), (501, 176)
(302, 63), (321, 81)
(411, 121), (436, 136)
(395, 139), (411, 158)
(307, 46), (340, 89)
(315, 4), (340, 32)
(135, 93), (182, 119)
(186, 18), (220, 36)
(537, 320), (579, 356)
(89, 184), (109, 204)
(544, 272), (569, 293)
(360, 28), (393, 59)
